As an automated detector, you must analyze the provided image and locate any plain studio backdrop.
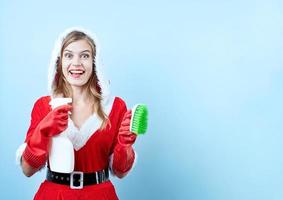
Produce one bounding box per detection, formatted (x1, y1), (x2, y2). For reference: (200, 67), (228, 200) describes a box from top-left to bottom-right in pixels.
(1, 0), (283, 199)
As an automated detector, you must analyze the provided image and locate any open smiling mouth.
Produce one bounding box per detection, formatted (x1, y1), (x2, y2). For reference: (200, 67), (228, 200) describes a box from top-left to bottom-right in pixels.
(68, 69), (85, 78)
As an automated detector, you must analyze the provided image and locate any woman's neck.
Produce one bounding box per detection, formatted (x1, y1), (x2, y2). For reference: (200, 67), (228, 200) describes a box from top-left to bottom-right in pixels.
(71, 86), (90, 105)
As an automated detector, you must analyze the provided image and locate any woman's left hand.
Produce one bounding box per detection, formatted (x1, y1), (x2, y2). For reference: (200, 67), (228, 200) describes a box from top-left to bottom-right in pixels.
(118, 110), (137, 146)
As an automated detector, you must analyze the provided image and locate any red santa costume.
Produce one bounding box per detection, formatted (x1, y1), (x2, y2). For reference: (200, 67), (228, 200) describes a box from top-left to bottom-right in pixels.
(16, 27), (136, 200)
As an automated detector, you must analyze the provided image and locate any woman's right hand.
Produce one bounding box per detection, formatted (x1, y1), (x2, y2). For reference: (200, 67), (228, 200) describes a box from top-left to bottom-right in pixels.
(22, 104), (72, 171)
(39, 104), (72, 137)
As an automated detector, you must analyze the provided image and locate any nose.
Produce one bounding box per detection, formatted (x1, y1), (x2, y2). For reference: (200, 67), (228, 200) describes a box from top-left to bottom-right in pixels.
(72, 55), (81, 66)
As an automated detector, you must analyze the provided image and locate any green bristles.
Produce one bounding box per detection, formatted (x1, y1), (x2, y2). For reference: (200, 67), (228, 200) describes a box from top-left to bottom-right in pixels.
(130, 104), (148, 135)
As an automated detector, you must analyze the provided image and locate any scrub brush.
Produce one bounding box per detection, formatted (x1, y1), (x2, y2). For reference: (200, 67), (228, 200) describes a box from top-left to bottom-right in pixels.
(130, 104), (148, 135)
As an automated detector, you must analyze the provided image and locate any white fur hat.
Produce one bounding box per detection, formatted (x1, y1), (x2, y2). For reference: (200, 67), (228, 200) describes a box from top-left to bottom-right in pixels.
(47, 27), (110, 103)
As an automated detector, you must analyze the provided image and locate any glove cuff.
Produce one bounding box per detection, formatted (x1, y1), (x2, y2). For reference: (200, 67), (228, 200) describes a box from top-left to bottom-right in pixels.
(22, 134), (50, 169)
(22, 143), (48, 169)
(112, 144), (135, 177)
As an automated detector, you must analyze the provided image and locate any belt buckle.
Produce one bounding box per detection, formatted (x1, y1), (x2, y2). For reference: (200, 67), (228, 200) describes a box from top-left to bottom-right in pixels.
(70, 171), (84, 189)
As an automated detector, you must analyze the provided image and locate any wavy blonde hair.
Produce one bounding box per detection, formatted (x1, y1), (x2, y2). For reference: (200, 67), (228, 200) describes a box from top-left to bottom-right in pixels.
(52, 30), (109, 130)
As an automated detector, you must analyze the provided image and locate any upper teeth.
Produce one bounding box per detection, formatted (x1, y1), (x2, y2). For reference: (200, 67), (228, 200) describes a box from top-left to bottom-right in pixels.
(69, 70), (84, 74)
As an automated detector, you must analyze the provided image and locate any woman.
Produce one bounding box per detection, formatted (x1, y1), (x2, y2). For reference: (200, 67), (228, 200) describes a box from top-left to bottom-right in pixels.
(16, 27), (137, 199)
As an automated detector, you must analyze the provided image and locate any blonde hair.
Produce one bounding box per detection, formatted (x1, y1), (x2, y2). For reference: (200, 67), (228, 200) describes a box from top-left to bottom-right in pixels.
(52, 30), (109, 130)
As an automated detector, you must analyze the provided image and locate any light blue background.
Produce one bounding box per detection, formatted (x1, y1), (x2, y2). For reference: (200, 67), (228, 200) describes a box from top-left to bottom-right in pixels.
(1, 0), (283, 199)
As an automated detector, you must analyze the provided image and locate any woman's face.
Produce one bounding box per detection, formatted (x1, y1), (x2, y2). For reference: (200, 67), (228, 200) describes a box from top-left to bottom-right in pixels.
(61, 39), (93, 87)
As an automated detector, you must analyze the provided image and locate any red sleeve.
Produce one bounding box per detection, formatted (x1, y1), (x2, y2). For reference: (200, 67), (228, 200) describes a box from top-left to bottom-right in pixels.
(109, 97), (127, 154)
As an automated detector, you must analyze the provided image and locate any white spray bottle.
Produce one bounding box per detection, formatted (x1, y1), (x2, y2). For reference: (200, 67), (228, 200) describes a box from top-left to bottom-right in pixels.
(49, 98), (74, 173)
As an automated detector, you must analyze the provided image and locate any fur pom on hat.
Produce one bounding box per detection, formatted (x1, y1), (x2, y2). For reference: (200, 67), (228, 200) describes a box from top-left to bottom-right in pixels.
(47, 27), (110, 103)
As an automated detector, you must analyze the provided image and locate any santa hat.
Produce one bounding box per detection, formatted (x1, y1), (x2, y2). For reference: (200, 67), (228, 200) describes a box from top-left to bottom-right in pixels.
(47, 27), (111, 104)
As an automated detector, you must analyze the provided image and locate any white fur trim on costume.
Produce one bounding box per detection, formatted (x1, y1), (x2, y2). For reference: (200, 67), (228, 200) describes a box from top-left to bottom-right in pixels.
(109, 150), (137, 178)
(64, 96), (115, 151)
(15, 143), (27, 165)
(47, 26), (110, 102)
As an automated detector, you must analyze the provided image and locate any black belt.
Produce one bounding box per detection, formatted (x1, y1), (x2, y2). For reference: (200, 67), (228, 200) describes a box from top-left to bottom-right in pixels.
(46, 168), (109, 189)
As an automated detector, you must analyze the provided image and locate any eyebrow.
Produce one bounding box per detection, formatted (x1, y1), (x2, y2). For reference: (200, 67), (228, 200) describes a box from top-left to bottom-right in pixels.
(64, 49), (91, 53)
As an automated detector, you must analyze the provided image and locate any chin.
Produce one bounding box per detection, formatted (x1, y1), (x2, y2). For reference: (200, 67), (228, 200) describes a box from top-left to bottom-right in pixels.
(67, 80), (88, 87)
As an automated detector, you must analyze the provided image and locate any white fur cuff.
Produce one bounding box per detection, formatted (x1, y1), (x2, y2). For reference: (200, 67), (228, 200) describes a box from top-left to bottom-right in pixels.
(15, 143), (27, 165)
